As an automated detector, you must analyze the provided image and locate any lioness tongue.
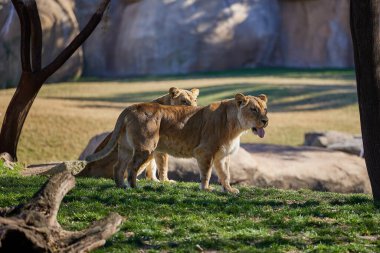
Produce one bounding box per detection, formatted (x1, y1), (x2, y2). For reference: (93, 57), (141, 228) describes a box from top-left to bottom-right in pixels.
(257, 128), (265, 138)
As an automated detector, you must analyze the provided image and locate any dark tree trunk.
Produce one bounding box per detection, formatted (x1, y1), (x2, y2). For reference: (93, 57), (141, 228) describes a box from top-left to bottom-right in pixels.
(0, 0), (111, 161)
(0, 73), (44, 160)
(350, 0), (380, 201)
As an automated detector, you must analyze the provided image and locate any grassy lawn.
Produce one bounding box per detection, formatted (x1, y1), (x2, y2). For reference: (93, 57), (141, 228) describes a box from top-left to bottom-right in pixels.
(0, 169), (378, 252)
(0, 69), (374, 252)
(0, 68), (360, 164)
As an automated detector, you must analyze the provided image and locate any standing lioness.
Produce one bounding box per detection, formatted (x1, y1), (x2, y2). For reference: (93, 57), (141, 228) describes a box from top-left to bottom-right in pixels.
(86, 93), (268, 193)
(88, 87), (199, 181)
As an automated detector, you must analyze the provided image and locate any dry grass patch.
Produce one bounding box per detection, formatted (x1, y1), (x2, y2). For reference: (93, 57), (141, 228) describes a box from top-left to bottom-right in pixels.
(0, 69), (360, 163)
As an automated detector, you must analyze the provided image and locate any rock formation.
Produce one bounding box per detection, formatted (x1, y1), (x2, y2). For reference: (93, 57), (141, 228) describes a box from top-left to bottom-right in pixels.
(0, 0), (82, 88)
(1, 0), (355, 86)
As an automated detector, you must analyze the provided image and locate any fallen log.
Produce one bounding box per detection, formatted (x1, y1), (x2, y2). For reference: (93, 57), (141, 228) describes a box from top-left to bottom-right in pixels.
(0, 171), (124, 252)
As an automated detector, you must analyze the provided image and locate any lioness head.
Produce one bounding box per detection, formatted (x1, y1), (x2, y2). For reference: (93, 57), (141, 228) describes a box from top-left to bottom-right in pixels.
(169, 87), (199, 106)
(235, 93), (269, 138)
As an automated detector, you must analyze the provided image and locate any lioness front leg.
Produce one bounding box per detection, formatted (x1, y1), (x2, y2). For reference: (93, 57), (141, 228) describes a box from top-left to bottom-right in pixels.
(195, 150), (213, 191)
(144, 160), (159, 181)
(214, 154), (239, 194)
(155, 152), (174, 182)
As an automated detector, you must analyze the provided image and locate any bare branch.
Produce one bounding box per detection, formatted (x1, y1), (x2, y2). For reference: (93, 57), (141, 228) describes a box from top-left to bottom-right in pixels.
(41, 0), (111, 80)
(25, 0), (42, 72)
(11, 0), (32, 72)
(61, 213), (124, 252)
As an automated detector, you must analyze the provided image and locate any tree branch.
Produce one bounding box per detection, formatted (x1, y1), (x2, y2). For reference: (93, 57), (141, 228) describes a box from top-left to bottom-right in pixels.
(61, 212), (124, 252)
(11, 0), (32, 72)
(25, 0), (42, 72)
(41, 0), (111, 80)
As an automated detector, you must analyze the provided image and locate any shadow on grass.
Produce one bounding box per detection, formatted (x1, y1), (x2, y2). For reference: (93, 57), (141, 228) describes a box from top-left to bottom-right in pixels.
(47, 82), (357, 112)
(77, 67), (355, 83)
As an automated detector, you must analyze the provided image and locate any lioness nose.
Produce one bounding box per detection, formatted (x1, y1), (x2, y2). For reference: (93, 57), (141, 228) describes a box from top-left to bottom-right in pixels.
(261, 119), (268, 126)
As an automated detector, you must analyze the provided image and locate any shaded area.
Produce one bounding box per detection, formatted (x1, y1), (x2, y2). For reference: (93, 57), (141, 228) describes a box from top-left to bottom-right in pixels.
(76, 67), (356, 84)
(46, 82), (357, 112)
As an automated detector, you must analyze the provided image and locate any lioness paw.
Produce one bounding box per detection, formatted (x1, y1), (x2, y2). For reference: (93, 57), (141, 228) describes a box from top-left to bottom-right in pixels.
(229, 187), (240, 194)
(222, 186), (240, 194)
(116, 183), (128, 189)
(200, 185), (215, 192)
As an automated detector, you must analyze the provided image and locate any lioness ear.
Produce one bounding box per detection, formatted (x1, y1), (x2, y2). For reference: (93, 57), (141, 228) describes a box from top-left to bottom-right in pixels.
(235, 93), (248, 107)
(258, 94), (268, 103)
(169, 87), (180, 98)
(191, 88), (199, 97)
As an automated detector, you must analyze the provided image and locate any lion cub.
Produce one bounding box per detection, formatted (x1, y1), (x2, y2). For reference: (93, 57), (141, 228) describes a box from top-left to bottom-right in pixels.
(86, 93), (268, 193)
(89, 87), (199, 181)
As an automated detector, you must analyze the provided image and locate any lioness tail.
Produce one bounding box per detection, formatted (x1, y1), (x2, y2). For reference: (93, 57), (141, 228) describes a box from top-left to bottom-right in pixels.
(85, 108), (129, 163)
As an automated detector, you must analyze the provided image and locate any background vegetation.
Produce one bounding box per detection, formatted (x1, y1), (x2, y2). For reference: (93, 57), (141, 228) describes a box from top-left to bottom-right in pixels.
(0, 69), (360, 164)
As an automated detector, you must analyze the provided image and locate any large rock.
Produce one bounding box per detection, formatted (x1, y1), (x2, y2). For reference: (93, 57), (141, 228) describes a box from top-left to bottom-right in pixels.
(74, 0), (354, 77)
(0, 0), (82, 88)
(267, 0), (354, 68)
(77, 132), (370, 194)
(1, 0), (356, 84)
(243, 144), (370, 194)
(304, 131), (363, 156)
(74, 0), (280, 77)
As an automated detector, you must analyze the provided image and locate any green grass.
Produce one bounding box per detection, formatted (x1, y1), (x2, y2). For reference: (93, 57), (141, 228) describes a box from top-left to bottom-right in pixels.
(0, 169), (378, 252)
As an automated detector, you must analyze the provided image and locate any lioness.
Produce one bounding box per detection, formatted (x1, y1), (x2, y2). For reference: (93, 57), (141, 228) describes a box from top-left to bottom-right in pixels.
(86, 93), (268, 193)
(88, 87), (199, 181)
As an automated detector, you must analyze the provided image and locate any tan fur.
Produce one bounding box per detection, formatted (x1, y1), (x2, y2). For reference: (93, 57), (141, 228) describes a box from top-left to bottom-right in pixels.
(88, 87), (199, 181)
(86, 93), (268, 193)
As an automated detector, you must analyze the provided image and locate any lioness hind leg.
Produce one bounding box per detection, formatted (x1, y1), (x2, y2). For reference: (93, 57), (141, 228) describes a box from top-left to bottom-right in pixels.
(127, 150), (152, 188)
(214, 155), (239, 194)
(114, 159), (128, 188)
(114, 146), (132, 188)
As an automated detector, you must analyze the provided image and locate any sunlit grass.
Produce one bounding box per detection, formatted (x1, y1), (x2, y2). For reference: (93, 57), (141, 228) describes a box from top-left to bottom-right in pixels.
(0, 69), (360, 163)
(0, 170), (377, 252)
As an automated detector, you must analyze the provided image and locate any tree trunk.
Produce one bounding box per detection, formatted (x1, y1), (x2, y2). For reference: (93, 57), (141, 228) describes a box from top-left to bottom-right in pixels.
(350, 0), (380, 202)
(0, 73), (44, 159)
(0, 0), (111, 161)
(0, 171), (124, 252)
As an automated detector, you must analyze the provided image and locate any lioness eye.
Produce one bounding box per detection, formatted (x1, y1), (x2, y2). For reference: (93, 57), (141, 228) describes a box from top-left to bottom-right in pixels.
(251, 108), (258, 113)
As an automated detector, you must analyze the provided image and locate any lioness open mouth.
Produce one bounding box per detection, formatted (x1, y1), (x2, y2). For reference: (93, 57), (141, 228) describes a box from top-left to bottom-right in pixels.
(252, 127), (265, 138)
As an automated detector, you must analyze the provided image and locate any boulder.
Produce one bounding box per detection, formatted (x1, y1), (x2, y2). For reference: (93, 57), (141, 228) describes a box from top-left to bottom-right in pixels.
(76, 132), (371, 194)
(243, 144), (370, 194)
(304, 131), (363, 156)
(0, 0), (82, 88)
(78, 132), (110, 160)
(265, 0), (354, 67)
(74, 0), (280, 77)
